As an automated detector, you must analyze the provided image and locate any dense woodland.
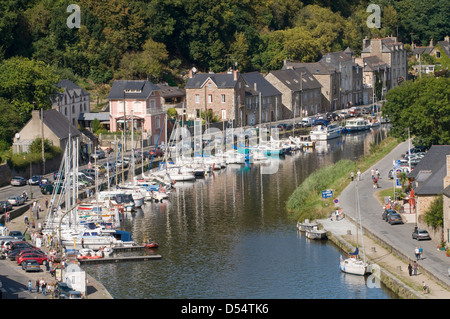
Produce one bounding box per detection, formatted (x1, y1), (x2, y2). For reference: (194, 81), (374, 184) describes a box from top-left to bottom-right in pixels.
(0, 0), (449, 148)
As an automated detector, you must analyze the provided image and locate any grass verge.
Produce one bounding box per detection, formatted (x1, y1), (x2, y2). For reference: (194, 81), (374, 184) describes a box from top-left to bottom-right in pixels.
(286, 136), (400, 222)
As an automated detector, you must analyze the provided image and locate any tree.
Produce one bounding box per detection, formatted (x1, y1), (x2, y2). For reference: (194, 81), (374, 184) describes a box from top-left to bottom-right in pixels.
(0, 56), (60, 123)
(383, 76), (450, 147)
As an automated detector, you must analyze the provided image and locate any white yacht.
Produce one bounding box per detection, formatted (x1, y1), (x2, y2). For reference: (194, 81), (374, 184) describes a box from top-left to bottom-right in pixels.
(309, 124), (341, 141)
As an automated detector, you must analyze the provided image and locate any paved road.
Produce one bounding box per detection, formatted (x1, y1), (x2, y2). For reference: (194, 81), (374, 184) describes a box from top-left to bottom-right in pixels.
(339, 140), (450, 288)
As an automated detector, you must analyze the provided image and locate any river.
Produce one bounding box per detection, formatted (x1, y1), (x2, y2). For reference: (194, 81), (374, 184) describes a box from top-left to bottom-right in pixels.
(83, 127), (397, 299)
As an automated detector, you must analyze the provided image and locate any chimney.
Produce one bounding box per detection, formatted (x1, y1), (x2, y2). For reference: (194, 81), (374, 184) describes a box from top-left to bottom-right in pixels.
(189, 69), (193, 78)
(445, 35), (449, 43)
(444, 155), (450, 190)
(32, 109), (40, 120)
(363, 36), (370, 50)
(233, 69), (239, 81)
(254, 82), (257, 92)
(430, 38), (434, 47)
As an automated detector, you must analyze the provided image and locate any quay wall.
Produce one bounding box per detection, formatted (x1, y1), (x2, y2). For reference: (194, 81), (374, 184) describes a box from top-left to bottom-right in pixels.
(325, 229), (421, 299)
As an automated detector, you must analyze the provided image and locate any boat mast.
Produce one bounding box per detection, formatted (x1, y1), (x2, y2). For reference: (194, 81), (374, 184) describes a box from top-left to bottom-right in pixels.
(356, 179), (366, 263)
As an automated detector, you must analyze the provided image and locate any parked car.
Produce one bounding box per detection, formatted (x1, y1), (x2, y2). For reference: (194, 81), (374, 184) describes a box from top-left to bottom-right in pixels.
(16, 248), (46, 260)
(27, 175), (43, 185)
(90, 150), (106, 160)
(22, 259), (41, 272)
(41, 181), (65, 195)
(8, 247), (41, 260)
(7, 195), (26, 206)
(412, 228), (431, 241)
(17, 252), (48, 265)
(382, 208), (397, 221)
(8, 231), (25, 240)
(10, 176), (26, 186)
(53, 282), (83, 299)
(39, 178), (51, 187)
(386, 212), (403, 225)
(0, 201), (13, 213)
(349, 107), (361, 117)
(388, 166), (411, 179)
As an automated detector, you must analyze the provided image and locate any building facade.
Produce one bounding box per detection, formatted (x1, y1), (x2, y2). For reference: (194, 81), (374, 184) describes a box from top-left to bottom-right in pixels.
(108, 80), (166, 145)
(185, 69), (246, 125)
(361, 36), (408, 89)
(265, 67), (322, 119)
(51, 79), (91, 127)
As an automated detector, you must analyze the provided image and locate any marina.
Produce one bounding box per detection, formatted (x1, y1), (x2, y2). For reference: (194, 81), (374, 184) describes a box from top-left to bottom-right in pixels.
(79, 125), (395, 299)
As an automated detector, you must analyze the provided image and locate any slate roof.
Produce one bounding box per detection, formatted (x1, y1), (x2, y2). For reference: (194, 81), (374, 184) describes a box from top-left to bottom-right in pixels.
(43, 109), (81, 139)
(413, 46), (434, 56)
(436, 40), (450, 57)
(156, 84), (185, 98)
(283, 61), (336, 75)
(52, 79), (90, 104)
(361, 55), (388, 71)
(241, 72), (281, 97)
(320, 51), (353, 65)
(408, 145), (450, 195)
(78, 112), (110, 122)
(268, 68), (322, 91)
(185, 72), (238, 89)
(107, 80), (160, 100)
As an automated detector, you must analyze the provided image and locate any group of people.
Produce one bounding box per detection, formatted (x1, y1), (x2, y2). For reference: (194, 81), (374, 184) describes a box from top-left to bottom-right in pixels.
(350, 168), (381, 189)
(27, 278), (49, 295)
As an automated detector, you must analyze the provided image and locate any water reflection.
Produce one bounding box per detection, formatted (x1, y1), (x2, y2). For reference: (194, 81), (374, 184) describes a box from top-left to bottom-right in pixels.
(84, 126), (395, 299)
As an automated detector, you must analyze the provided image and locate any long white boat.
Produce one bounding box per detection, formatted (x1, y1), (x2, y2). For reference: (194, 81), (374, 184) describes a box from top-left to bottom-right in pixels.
(309, 124), (341, 141)
(339, 180), (369, 276)
(345, 118), (370, 132)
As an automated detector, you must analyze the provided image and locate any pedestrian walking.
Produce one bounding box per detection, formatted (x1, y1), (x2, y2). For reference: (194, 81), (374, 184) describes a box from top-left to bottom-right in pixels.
(28, 280), (32, 293)
(419, 246), (423, 260)
(357, 169), (361, 181)
(35, 279), (40, 293)
(45, 198), (49, 209)
(408, 263), (413, 276)
(42, 281), (47, 296)
(413, 261), (418, 276)
(375, 169), (380, 179)
(350, 171), (354, 181)
(5, 212), (10, 223)
(371, 168), (375, 179)
(415, 247), (420, 260)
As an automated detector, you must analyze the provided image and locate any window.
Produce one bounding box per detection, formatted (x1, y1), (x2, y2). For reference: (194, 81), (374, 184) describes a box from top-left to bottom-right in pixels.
(195, 94), (200, 103)
(208, 94), (212, 103)
(221, 94), (226, 103)
(208, 83), (212, 90)
(150, 99), (155, 109)
(155, 116), (160, 129)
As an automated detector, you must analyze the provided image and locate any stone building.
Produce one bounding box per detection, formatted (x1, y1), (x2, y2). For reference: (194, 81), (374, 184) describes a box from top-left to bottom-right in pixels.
(361, 36), (408, 89)
(408, 145), (450, 243)
(184, 69), (246, 126)
(320, 49), (364, 108)
(240, 72), (282, 126)
(265, 67), (322, 119)
(282, 61), (340, 112)
(355, 55), (389, 104)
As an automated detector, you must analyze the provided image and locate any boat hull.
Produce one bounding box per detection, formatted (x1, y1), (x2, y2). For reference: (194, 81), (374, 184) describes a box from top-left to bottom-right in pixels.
(339, 258), (368, 276)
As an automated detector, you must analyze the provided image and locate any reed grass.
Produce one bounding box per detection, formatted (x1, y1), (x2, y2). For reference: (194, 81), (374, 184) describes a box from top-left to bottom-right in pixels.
(286, 136), (400, 222)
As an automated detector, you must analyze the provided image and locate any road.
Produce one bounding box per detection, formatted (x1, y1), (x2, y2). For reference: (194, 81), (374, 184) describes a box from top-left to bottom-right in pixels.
(339, 140), (450, 288)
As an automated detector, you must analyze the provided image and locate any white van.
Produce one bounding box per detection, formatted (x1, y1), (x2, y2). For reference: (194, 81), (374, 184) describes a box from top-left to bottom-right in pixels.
(301, 117), (313, 127)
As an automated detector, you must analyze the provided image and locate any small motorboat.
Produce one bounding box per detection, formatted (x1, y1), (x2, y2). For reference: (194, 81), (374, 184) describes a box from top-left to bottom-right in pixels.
(143, 241), (159, 249)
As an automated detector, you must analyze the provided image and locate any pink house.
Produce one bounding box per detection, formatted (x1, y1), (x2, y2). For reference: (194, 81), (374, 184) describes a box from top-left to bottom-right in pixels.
(108, 80), (166, 145)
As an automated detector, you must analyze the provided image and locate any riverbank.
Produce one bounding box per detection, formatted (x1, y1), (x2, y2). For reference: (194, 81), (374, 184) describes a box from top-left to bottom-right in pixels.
(286, 136), (400, 222)
(307, 138), (450, 299)
(319, 215), (450, 299)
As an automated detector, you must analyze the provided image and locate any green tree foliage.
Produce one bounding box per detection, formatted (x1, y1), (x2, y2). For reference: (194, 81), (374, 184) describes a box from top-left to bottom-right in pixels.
(424, 194), (443, 229)
(383, 76), (450, 147)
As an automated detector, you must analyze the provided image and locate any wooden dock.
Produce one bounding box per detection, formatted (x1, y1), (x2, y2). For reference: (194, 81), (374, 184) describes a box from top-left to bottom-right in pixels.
(78, 254), (162, 264)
